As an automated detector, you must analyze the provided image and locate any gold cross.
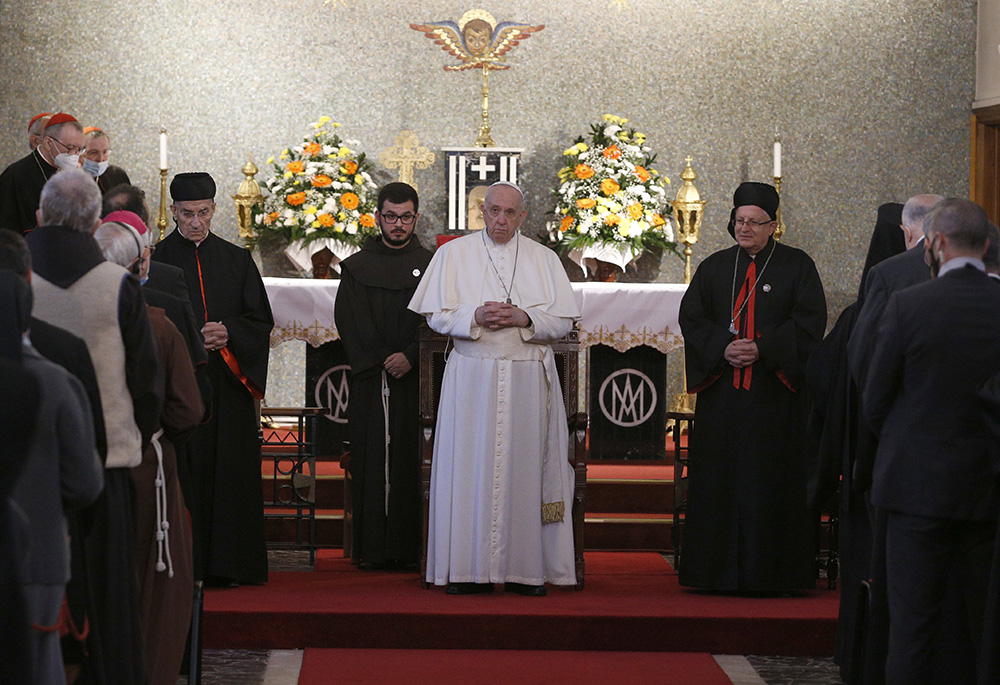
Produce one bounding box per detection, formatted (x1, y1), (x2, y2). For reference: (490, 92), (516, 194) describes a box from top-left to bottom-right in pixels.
(608, 0), (630, 10)
(379, 131), (435, 191)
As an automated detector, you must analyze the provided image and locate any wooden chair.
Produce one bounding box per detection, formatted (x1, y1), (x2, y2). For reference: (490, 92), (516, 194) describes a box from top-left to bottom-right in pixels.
(666, 410), (695, 569)
(418, 323), (588, 589)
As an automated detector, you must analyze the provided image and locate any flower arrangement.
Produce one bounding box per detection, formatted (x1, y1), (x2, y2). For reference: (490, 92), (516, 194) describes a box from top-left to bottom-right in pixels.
(252, 117), (379, 249)
(550, 114), (676, 259)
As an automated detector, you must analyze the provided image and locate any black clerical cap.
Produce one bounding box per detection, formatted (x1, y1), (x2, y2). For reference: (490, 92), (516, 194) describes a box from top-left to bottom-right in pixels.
(728, 182), (780, 237)
(170, 172), (216, 202)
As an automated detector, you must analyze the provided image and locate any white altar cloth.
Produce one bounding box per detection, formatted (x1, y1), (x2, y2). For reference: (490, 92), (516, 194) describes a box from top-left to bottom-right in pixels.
(263, 277), (687, 353)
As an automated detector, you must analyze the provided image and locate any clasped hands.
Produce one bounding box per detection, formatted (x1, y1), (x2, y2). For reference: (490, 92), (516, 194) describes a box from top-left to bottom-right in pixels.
(724, 338), (759, 368)
(201, 321), (229, 352)
(475, 301), (530, 330)
(384, 352), (412, 379)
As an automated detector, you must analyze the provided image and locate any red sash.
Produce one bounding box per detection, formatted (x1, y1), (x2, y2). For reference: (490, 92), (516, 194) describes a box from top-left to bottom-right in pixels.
(196, 250), (263, 399)
(732, 259), (757, 390)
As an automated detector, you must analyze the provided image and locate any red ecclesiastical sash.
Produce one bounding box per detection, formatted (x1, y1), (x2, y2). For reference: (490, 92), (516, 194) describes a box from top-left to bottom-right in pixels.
(195, 250), (264, 399)
(732, 259), (756, 390)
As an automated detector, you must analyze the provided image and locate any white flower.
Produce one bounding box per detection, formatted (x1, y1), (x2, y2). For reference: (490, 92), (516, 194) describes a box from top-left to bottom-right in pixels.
(346, 222), (358, 234)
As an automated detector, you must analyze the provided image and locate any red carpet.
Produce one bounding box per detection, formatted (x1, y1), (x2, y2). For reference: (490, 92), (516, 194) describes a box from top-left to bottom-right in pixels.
(298, 648), (731, 684)
(203, 552), (838, 656)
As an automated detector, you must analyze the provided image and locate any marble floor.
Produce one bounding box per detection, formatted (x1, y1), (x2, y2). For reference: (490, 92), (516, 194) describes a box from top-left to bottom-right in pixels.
(179, 551), (844, 685)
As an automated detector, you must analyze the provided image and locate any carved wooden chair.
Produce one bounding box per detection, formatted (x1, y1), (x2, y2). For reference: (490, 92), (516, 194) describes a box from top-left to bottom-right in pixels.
(417, 323), (588, 589)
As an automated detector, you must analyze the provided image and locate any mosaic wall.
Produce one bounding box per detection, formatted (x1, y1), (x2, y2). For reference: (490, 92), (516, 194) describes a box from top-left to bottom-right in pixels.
(0, 0), (976, 405)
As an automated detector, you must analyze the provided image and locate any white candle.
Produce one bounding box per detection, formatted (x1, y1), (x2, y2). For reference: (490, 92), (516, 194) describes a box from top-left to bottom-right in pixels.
(773, 138), (782, 178)
(159, 131), (168, 170)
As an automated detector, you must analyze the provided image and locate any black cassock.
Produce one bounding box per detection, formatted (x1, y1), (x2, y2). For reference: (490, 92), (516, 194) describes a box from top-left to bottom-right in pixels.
(679, 237), (827, 592)
(153, 229), (273, 583)
(335, 236), (432, 567)
(0, 149), (57, 234)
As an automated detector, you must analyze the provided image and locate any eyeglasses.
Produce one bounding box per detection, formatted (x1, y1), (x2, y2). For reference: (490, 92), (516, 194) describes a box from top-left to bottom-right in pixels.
(48, 136), (83, 155)
(380, 212), (416, 225)
(176, 208), (213, 220)
(733, 217), (772, 228)
(485, 206), (520, 219)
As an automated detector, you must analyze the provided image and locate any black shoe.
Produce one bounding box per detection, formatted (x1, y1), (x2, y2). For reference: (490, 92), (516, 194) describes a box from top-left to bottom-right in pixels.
(504, 582), (547, 596)
(445, 582), (494, 595)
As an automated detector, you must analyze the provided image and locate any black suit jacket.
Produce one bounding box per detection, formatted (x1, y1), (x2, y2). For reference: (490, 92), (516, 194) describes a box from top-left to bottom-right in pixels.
(864, 265), (1000, 521)
(848, 243), (931, 388)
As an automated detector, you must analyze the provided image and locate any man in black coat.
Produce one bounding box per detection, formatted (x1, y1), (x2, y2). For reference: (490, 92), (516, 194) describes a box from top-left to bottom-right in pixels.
(152, 172), (273, 586)
(863, 198), (1000, 683)
(334, 182), (432, 570)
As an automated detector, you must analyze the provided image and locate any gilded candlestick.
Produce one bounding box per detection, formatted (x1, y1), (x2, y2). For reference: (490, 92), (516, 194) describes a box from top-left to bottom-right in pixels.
(156, 168), (169, 242)
(773, 175), (785, 242)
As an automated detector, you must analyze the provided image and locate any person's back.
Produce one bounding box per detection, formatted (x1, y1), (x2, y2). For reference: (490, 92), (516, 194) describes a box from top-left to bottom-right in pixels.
(867, 267), (1000, 519)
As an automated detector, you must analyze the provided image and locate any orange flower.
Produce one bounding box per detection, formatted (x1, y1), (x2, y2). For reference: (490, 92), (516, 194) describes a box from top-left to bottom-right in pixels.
(635, 165), (651, 182)
(286, 192), (307, 207)
(359, 213), (375, 228)
(264, 211), (278, 225)
(303, 143), (322, 157)
(286, 160), (304, 174)
(604, 215), (621, 226)
(340, 192), (359, 210)
(577, 198), (597, 210)
(603, 144), (622, 160)
(600, 178), (620, 196)
(652, 213), (666, 226)
(574, 164), (595, 180)
(627, 203), (643, 220)
(342, 160), (358, 175)
(317, 213), (335, 227)
(311, 174), (333, 188)
(559, 215), (574, 232)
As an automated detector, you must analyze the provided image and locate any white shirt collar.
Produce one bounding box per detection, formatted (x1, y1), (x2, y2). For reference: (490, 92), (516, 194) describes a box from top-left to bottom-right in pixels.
(938, 256), (985, 278)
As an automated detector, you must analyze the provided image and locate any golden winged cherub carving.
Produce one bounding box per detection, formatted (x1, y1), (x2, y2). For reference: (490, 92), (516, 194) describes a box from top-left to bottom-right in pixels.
(411, 9), (544, 146)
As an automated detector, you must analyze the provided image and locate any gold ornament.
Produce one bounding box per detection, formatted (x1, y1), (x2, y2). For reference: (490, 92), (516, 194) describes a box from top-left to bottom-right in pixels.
(411, 10), (544, 147)
(233, 159), (263, 249)
(379, 131), (435, 190)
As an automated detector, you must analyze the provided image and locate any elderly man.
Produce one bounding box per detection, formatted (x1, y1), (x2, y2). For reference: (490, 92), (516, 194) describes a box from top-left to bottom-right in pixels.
(95, 219), (203, 685)
(678, 181), (827, 593)
(81, 127), (131, 194)
(863, 199), (1000, 683)
(0, 113), (84, 234)
(335, 182), (432, 571)
(26, 167), (159, 683)
(409, 181), (581, 596)
(27, 112), (51, 151)
(848, 193), (943, 391)
(152, 172), (273, 586)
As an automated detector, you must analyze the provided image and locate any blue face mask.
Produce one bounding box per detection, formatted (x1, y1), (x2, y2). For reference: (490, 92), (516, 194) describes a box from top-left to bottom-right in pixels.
(82, 158), (108, 177)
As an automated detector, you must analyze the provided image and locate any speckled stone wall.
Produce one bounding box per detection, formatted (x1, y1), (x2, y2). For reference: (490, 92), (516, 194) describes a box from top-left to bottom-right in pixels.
(1, 0), (976, 405)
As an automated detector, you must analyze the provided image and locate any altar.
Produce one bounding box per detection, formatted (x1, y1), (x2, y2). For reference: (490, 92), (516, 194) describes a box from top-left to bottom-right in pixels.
(263, 277), (688, 460)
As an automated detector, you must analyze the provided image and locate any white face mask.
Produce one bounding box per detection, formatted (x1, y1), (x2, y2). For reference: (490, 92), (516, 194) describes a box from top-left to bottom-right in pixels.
(82, 158), (109, 177)
(53, 152), (80, 171)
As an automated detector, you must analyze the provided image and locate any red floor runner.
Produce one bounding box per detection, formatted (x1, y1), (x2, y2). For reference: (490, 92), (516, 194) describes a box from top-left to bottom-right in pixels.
(204, 552), (838, 656)
(298, 648), (731, 684)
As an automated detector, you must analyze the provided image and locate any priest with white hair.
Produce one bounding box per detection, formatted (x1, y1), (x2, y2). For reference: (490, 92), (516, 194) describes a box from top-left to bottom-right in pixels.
(409, 181), (581, 596)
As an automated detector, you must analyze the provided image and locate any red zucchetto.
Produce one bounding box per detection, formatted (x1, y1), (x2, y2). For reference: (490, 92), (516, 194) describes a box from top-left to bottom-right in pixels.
(28, 112), (52, 130)
(44, 112), (78, 128)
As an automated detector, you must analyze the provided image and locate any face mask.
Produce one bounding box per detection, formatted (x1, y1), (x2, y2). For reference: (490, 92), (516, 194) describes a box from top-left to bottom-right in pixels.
(53, 152), (80, 171)
(82, 158), (108, 177)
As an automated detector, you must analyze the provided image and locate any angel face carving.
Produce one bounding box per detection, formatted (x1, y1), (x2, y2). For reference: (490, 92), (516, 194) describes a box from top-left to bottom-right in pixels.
(411, 10), (545, 71)
(463, 19), (492, 57)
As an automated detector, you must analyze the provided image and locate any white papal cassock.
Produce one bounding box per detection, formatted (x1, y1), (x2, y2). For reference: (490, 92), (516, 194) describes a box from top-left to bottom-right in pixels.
(409, 230), (582, 586)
